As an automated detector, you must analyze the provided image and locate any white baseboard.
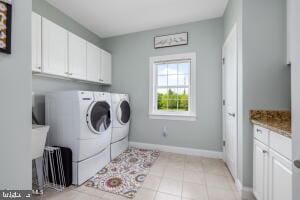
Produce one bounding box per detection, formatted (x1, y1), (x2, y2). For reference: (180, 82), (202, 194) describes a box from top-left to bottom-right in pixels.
(235, 179), (255, 200)
(129, 141), (223, 159)
(235, 179), (243, 195)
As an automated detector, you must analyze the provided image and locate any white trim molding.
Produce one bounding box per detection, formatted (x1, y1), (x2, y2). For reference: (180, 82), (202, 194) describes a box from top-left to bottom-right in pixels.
(149, 52), (197, 121)
(235, 179), (255, 200)
(129, 141), (223, 159)
(148, 113), (196, 121)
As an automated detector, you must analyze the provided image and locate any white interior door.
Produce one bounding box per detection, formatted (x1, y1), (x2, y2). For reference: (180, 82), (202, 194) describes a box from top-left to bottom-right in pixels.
(222, 25), (238, 180)
(290, 0), (300, 199)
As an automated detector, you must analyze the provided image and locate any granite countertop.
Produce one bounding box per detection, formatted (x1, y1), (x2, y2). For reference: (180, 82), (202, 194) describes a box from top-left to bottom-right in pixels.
(250, 110), (291, 138)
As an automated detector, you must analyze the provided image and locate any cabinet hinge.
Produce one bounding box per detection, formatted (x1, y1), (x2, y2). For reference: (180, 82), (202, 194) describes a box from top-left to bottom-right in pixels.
(222, 58), (225, 65)
(222, 99), (226, 106)
(223, 140), (226, 147)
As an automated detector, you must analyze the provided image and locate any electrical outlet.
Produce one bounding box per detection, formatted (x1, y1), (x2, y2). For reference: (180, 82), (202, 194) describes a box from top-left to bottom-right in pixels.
(162, 126), (168, 137)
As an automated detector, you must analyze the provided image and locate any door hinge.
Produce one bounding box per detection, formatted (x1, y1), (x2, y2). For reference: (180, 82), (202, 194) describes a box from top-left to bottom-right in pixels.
(223, 140), (226, 147)
(222, 99), (226, 106)
(222, 58), (225, 65)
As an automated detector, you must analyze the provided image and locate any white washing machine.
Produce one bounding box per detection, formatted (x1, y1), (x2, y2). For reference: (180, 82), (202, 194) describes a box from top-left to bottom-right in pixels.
(111, 93), (131, 160)
(45, 91), (112, 185)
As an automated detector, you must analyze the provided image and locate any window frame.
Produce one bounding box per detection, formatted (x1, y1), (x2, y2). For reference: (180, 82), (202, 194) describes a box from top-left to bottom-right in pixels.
(149, 52), (196, 121)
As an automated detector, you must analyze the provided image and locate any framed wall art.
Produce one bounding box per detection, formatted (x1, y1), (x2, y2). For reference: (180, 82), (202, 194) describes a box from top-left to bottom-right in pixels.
(154, 32), (188, 49)
(0, 0), (12, 54)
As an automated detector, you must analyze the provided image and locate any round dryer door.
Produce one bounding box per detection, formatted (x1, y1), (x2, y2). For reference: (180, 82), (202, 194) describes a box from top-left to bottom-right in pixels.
(117, 100), (131, 125)
(87, 101), (111, 134)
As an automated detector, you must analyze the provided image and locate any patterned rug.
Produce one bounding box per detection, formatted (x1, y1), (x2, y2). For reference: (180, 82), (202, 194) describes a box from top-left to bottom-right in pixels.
(85, 148), (160, 199)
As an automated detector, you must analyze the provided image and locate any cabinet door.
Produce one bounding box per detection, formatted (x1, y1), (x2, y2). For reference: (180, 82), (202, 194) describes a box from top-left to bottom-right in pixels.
(32, 12), (42, 72)
(86, 42), (101, 82)
(42, 18), (68, 77)
(100, 49), (112, 84)
(269, 149), (292, 200)
(68, 32), (87, 80)
(253, 139), (269, 200)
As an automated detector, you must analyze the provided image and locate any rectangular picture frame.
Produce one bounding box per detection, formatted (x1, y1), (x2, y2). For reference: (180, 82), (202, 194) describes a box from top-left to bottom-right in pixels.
(154, 32), (188, 49)
(0, 1), (12, 54)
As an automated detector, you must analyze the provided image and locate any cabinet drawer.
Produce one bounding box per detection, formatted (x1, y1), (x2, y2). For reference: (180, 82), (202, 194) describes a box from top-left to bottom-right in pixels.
(254, 125), (269, 145)
(270, 132), (292, 160)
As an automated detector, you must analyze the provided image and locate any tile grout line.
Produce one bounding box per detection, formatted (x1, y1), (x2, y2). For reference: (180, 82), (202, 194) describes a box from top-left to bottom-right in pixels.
(181, 156), (187, 199)
(40, 152), (237, 200)
(154, 174), (163, 199)
(153, 156), (165, 200)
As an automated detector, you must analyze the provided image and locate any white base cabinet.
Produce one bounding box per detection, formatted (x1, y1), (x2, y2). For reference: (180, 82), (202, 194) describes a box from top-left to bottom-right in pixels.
(268, 149), (292, 200)
(253, 125), (292, 200)
(253, 140), (269, 200)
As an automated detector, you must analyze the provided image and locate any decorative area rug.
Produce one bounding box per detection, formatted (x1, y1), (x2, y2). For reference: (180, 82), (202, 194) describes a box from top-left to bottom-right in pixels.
(85, 148), (160, 199)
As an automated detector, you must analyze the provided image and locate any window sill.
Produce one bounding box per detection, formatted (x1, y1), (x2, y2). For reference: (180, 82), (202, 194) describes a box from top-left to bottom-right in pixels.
(149, 112), (197, 121)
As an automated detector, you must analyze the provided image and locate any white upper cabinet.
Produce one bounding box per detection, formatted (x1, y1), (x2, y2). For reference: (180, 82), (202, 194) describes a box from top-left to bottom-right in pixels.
(42, 18), (68, 77)
(68, 32), (87, 80)
(32, 14), (112, 85)
(100, 49), (112, 84)
(268, 149), (292, 200)
(87, 42), (101, 82)
(32, 12), (42, 72)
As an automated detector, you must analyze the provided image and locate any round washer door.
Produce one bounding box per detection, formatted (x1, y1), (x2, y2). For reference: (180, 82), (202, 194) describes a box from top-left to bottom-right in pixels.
(117, 99), (131, 125)
(87, 101), (111, 134)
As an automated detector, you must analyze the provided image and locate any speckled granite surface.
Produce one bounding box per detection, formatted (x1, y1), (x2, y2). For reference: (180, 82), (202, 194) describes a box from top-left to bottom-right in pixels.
(250, 110), (291, 138)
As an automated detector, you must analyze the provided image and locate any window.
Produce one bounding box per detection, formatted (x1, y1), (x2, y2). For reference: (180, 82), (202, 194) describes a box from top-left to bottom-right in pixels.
(149, 53), (196, 121)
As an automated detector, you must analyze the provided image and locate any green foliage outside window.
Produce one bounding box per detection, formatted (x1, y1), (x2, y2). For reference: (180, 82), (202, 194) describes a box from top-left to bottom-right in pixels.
(157, 89), (188, 111)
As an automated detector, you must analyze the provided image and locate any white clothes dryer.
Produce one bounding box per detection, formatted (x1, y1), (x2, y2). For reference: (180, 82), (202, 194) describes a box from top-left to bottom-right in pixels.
(46, 91), (112, 185)
(111, 93), (131, 160)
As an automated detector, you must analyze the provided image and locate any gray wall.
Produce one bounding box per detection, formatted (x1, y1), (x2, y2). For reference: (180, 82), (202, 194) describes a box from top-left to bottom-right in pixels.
(103, 18), (224, 151)
(0, 0), (32, 189)
(242, 0), (290, 187)
(224, 0), (290, 188)
(32, 0), (104, 124)
(224, 0), (242, 39)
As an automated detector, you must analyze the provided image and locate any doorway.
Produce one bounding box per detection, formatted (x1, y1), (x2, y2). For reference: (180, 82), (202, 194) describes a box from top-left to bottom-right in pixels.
(222, 25), (238, 180)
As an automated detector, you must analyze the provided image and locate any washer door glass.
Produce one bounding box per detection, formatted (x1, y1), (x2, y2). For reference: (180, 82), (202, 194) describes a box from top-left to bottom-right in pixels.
(88, 101), (111, 134)
(117, 100), (131, 125)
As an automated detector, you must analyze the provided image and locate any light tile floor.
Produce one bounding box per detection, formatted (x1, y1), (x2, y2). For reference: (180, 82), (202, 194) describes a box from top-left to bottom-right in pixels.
(33, 152), (245, 200)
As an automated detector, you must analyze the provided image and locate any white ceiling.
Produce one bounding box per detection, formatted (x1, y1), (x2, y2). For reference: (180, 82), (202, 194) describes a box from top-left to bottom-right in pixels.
(46, 0), (228, 38)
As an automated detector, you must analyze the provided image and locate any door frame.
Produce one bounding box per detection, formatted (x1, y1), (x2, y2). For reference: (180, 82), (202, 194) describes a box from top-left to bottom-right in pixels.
(291, 0), (300, 199)
(222, 24), (238, 180)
